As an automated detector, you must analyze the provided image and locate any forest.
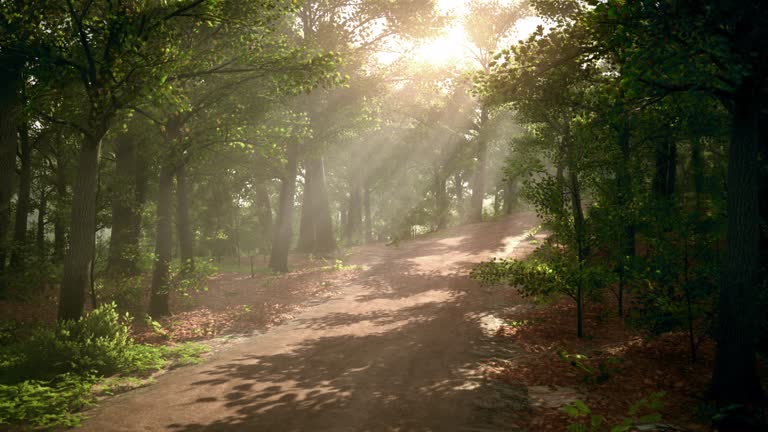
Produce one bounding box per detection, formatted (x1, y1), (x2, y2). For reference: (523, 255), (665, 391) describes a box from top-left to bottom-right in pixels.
(0, 0), (766, 431)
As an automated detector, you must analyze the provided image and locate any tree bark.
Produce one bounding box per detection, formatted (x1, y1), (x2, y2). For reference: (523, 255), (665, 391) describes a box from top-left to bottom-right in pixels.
(255, 183), (272, 255)
(435, 173), (448, 230)
(10, 120), (31, 268)
(176, 159), (194, 274)
(503, 177), (515, 215)
(149, 164), (174, 317)
(297, 167), (315, 253)
(53, 157), (68, 263)
(58, 133), (103, 321)
(454, 172), (464, 221)
(346, 182), (363, 245)
(469, 106), (489, 223)
(306, 157), (336, 255)
(36, 186), (47, 259)
(711, 89), (764, 404)
(363, 185), (372, 243)
(0, 55), (22, 296)
(107, 132), (141, 277)
(269, 141), (299, 272)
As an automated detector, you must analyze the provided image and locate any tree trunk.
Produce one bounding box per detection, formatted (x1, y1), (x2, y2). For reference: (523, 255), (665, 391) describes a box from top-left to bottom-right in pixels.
(269, 141), (299, 272)
(255, 183), (272, 256)
(363, 185), (372, 243)
(149, 164), (174, 317)
(469, 107), (489, 223)
(503, 177), (515, 215)
(58, 134), (103, 321)
(711, 89), (764, 404)
(53, 157), (68, 263)
(435, 173), (448, 230)
(570, 168), (586, 339)
(36, 186), (47, 259)
(346, 182), (363, 245)
(454, 172), (464, 221)
(107, 132), (141, 277)
(0, 56), (22, 296)
(297, 167), (315, 253)
(615, 119), (634, 316)
(10, 121), (31, 268)
(305, 157), (336, 255)
(176, 160), (194, 274)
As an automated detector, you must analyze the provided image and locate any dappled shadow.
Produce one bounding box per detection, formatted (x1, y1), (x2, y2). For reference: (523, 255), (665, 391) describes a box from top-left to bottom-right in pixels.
(79, 213), (539, 432)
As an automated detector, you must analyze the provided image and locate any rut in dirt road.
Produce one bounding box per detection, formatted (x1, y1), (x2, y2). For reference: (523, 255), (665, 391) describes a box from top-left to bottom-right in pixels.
(79, 214), (540, 432)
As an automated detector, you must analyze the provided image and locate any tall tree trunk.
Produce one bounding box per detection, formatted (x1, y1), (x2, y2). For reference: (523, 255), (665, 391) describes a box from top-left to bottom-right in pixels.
(269, 141), (299, 272)
(58, 133), (103, 321)
(255, 184), (272, 256)
(711, 89), (763, 404)
(36, 186), (47, 259)
(346, 182), (363, 245)
(149, 164), (174, 317)
(107, 132), (140, 277)
(454, 172), (464, 221)
(615, 119), (634, 316)
(363, 185), (372, 243)
(435, 173), (448, 230)
(53, 157), (68, 263)
(691, 137), (705, 211)
(469, 107), (489, 223)
(297, 167), (315, 253)
(503, 177), (515, 215)
(10, 121), (31, 268)
(176, 159), (194, 274)
(0, 56), (22, 296)
(570, 168), (586, 339)
(305, 156), (336, 255)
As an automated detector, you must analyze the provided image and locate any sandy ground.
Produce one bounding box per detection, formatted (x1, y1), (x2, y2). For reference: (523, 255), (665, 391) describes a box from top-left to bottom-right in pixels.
(78, 213), (541, 432)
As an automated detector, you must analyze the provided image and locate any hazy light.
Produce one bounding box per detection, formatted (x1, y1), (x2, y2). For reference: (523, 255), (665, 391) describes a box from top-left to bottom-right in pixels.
(379, 0), (544, 68)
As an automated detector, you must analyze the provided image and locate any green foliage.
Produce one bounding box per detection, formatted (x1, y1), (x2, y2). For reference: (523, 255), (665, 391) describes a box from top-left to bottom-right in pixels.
(563, 392), (665, 432)
(558, 350), (622, 385)
(0, 373), (96, 429)
(471, 241), (614, 303)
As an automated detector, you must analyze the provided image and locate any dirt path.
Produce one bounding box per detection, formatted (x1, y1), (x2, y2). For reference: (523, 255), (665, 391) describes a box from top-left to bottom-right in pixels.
(79, 214), (540, 432)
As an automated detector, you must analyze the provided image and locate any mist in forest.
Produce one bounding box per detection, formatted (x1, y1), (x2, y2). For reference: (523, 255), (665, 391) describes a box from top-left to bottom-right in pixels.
(0, 0), (766, 430)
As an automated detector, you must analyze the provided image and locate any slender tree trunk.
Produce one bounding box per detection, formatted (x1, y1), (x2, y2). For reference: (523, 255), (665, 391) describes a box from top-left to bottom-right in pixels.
(176, 160), (194, 274)
(454, 172), (464, 221)
(10, 121), (31, 268)
(255, 183), (272, 256)
(53, 158), (68, 263)
(711, 89), (763, 404)
(363, 185), (372, 243)
(305, 157), (336, 255)
(58, 133), (103, 321)
(691, 137), (705, 211)
(0, 56), (22, 295)
(297, 167), (315, 253)
(469, 107), (489, 223)
(36, 186), (47, 259)
(269, 141), (299, 272)
(149, 164), (174, 317)
(615, 119), (634, 316)
(435, 173), (448, 230)
(570, 168), (586, 338)
(346, 182), (363, 245)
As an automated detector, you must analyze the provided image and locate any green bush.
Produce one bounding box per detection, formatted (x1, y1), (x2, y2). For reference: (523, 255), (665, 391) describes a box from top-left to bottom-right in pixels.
(6, 303), (169, 381)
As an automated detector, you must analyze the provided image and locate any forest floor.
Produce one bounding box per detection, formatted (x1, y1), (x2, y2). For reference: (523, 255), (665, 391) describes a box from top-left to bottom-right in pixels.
(2, 212), (745, 431)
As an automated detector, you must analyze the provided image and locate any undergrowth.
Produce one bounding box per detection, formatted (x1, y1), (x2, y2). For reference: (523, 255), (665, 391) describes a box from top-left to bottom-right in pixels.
(0, 303), (209, 430)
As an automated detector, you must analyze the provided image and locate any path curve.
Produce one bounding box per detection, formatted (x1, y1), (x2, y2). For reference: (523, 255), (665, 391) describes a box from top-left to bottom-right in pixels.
(80, 214), (539, 432)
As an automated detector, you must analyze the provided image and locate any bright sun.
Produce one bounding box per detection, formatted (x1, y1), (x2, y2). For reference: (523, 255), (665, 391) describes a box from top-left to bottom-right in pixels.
(407, 0), (543, 68)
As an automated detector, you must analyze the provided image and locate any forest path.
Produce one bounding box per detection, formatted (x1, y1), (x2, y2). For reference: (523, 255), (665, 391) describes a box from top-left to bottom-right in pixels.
(79, 213), (540, 432)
